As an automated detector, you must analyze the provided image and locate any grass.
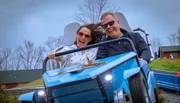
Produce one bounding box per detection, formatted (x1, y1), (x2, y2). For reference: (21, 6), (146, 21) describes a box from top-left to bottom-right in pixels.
(150, 58), (180, 72)
(8, 95), (20, 103)
(18, 78), (43, 88)
(0, 89), (20, 103)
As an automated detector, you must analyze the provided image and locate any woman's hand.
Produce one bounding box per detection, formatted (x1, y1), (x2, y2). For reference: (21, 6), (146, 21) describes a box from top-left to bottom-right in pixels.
(48, 51), (63, 60)
(48, 51), (56, 59)
(87, 57), (93, 65)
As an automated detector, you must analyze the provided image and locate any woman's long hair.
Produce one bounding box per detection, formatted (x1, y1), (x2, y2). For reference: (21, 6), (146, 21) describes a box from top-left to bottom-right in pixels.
(74, 23), (106, 45)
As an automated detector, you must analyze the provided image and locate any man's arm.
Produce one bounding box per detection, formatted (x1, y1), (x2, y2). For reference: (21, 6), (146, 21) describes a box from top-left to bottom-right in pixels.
(135, 33), (151, 62)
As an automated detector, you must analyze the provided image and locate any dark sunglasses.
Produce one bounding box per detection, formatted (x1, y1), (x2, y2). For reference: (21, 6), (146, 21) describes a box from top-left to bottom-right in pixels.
(78, 32), (91, 39)
(102, 20), (115, 29)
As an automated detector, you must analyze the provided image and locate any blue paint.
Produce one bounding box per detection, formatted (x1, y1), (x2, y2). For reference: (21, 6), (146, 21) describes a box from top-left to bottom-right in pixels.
(18, 91), (35, 101)
(154, 71), (180, 93)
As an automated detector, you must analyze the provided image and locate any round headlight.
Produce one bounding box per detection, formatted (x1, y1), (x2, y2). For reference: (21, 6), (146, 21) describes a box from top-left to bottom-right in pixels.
(38, 90), (45, 96)
(105, 74), (112, 81)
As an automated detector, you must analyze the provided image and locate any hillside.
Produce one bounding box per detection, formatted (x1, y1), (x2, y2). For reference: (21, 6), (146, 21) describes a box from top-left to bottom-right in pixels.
(150, 58), (180, 72)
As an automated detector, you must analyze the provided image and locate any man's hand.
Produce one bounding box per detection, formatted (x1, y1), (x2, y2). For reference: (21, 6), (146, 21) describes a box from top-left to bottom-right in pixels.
(139, 58), (143, 61)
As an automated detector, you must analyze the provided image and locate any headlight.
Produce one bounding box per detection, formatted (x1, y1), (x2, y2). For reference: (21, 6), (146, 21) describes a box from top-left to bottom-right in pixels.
(38, 90), (45, 96)
(105, 74), (112, 81)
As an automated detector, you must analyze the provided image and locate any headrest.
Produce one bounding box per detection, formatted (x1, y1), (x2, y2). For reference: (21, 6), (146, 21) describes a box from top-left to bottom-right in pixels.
(114, 12), (132, 32)
(63, 22), (80, 46)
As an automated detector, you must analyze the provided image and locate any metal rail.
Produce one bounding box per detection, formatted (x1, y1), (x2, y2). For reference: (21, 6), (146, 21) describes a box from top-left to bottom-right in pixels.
(43, 37), (137, 73)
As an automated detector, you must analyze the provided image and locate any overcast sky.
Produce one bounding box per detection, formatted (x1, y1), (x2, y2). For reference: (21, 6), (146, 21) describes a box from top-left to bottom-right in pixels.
(0, 0), (180, 51)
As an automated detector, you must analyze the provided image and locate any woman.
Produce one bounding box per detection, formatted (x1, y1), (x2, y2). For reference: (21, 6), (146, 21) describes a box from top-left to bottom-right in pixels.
(48, 24), (98, 67)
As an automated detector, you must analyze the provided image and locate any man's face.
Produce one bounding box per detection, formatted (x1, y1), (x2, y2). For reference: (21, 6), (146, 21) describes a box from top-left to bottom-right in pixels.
(101, 15), (121, 38)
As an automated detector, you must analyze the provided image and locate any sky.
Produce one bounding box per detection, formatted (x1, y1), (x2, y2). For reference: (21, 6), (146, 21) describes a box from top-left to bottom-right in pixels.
(0, 0), (180, 51)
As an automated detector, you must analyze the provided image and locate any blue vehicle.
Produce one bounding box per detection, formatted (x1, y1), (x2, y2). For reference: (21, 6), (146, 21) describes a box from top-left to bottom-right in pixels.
(154, 70), (180, 93)
(18, 12), (159, 103)
(18, 38), (159, 103)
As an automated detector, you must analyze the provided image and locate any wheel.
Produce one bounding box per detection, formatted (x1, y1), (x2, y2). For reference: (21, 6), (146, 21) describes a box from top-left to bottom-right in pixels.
(129, 71), (150, 103)
(154, 89), (160, 103)
(21, 101), (32, 103)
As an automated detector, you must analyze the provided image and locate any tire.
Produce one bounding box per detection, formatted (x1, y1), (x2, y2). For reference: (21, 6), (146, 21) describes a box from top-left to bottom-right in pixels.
(21, 101), (32, 103)
(154, 89), (160, 103)
(129, 72), (150, 103)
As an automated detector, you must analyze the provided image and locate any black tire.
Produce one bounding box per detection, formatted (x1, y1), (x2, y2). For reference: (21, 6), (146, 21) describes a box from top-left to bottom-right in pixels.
(154, 89), (160, 103)
(21, 101), (32, 103)
(129, 72), (150, 103)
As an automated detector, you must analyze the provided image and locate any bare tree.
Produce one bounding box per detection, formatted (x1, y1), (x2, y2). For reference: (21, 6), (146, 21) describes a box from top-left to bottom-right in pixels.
(16, 40), (35, 70)
(11, 54), (22, 70)
(151, 37), (162, 53)
(45, 36), (63, 52)
(0, 52), (5, 70)
(74, 0), (119, 24)
(0, 48), (12, 71)
(0, 55), (4, 67)
(33, 45), (46, 69)
(15, 40), (46, 70)
(11, 44), (46, 70)
(0, 48), (23, 71)
(166, 33), (177, 46)
(0, 40), (46, 71)
(177, 28), (180, 45)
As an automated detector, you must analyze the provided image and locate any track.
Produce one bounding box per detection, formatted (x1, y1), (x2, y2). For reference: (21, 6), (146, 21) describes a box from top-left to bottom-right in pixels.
(6, 86), (44, 95)
(153, 70), (180, 102)
(160, 90), (180, 103)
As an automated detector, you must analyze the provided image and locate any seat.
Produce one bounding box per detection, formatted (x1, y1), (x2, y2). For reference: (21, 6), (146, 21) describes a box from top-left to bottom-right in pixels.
(63, 22), (81, 46)
(114, 12), (132, 32)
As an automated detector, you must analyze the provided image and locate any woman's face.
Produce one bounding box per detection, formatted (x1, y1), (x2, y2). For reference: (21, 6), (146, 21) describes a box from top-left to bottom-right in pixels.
(76, 27), (91, 48)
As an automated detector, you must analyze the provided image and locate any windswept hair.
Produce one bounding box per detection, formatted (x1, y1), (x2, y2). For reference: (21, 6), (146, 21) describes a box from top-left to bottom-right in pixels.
(75, 23), (95, 45)
(75, 23), (106, 45)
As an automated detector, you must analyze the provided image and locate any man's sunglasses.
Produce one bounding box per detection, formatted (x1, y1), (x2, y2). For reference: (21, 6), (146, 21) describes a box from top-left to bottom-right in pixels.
(78, 32), (91, 39)
(102, 20), (115, 29)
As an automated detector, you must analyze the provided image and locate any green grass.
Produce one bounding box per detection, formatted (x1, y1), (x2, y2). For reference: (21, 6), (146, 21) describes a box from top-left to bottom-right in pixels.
(18, 78), (43, 88)
(0, 89), (20, 103)
(150, 58), (180, 72)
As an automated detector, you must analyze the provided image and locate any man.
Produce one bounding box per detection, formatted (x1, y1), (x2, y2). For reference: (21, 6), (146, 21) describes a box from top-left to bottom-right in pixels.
(96, 12), (151, 77)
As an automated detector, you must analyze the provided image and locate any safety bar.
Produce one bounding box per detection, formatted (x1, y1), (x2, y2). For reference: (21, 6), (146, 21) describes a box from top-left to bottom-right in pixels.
(43, 37), (137, 73)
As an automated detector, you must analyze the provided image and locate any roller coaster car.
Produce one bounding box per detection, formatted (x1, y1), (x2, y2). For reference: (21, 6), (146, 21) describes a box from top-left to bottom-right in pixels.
(18, 12), (159, 103)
